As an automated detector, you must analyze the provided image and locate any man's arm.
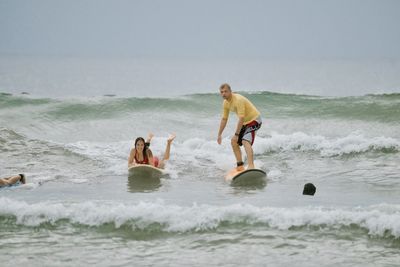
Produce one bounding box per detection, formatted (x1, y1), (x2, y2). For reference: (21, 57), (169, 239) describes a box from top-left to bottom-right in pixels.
(235, 116), (244, 135)
(231, 116), (244, 143)
(234, 98), (245, 138)
(217, 118), (228, 145)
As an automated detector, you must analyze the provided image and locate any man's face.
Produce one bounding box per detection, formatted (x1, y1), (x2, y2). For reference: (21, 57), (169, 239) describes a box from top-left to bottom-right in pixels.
(220, 87), (231, 100)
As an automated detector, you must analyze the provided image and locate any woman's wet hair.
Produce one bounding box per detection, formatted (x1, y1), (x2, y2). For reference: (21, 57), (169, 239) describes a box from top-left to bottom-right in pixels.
(135, 137), (145, 147)
(134, 137), (148, 159)
(18, 174), (26, 184)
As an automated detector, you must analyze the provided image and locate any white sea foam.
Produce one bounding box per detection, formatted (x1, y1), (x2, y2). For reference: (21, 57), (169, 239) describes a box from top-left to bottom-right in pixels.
(64, 132), (399, 176)
(255, 132), (400, 156)
(1, 197), (400, 238)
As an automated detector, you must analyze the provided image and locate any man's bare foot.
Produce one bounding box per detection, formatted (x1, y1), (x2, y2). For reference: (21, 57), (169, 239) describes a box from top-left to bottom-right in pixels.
(236, 165), (245, 172)
(247, 165), (255, 170)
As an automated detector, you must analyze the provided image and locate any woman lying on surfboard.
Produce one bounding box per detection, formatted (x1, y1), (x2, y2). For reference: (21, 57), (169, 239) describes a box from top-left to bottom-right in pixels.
(128, 133), (175, 169)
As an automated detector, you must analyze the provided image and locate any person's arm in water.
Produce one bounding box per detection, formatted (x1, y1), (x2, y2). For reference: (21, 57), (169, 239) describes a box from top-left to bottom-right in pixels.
(0, 174), (25, 186)
(217, 118), (228, 145)
(128, 148), (136, 168)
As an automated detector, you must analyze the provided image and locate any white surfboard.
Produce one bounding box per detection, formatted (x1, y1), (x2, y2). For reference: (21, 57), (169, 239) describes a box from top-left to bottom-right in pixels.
(225, 168), (267, 186)
(127, 165), (164, 192)
(128, 164), (164, 179)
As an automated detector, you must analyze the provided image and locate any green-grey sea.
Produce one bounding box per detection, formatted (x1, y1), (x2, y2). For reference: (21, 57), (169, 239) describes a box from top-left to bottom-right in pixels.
(1, 58), (400, 266)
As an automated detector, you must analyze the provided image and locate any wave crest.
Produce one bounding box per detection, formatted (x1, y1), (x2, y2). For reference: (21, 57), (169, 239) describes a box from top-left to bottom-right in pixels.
(1, 198), (400, 239)
(255, 132), (400, 156)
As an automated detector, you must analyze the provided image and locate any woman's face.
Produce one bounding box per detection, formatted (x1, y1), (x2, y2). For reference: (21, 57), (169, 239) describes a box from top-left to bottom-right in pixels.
(135, 140), (145, 152)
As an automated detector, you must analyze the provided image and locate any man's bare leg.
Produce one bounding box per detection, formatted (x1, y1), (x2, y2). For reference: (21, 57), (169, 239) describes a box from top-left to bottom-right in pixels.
(243, 140), (255, 169)
(231, 138), (244, 171)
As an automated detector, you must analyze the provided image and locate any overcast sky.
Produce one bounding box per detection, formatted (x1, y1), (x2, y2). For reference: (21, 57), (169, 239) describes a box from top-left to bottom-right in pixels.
(1, 0), (399, 59)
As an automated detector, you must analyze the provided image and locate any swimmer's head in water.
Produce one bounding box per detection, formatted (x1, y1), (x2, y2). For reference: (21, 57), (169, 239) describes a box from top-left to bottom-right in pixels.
(19, 174), (26, 184)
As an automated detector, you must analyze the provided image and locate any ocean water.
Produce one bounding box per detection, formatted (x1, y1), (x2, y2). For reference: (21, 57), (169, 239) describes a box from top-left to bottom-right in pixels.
(1, 58), (400, 266)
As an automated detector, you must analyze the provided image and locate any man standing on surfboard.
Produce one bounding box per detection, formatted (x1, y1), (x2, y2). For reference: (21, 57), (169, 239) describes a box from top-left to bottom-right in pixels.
(217, 83), (262, 171)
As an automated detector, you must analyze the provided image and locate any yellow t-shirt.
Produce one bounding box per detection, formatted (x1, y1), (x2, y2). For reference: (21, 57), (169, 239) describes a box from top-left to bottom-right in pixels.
(222, 93), (260, 125)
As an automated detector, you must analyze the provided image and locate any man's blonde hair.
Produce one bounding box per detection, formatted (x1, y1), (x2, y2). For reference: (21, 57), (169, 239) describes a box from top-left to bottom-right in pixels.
(219, 83), (231, 91)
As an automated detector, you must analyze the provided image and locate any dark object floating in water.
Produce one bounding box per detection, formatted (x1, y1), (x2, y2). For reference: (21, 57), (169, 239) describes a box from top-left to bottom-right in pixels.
(21, 92), (30, 95)
(103, 94), (116, 97)
(303, 183), (316, 196)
